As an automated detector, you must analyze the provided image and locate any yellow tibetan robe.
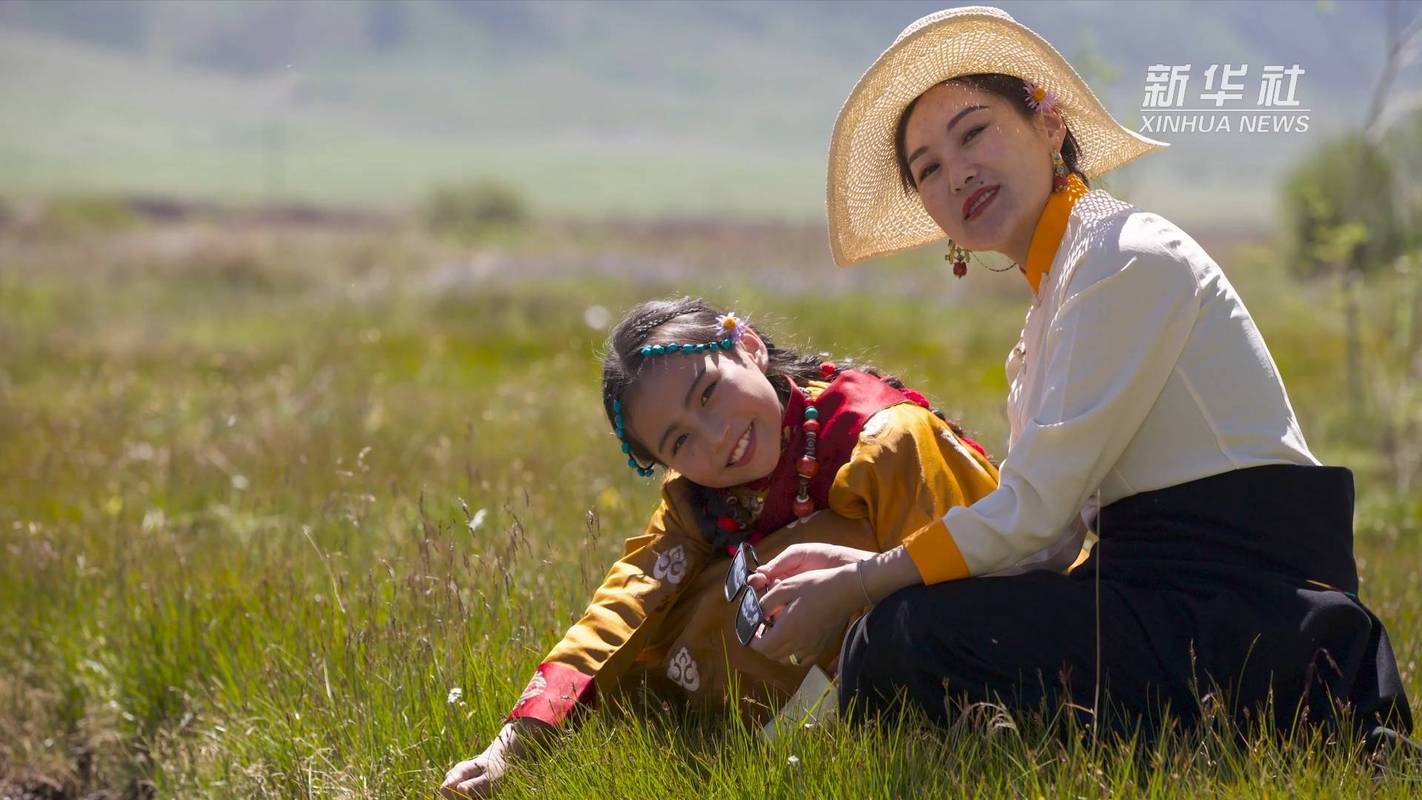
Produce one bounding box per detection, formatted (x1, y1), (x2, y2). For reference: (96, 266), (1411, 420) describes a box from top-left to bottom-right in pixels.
(508, 396), (999, 726)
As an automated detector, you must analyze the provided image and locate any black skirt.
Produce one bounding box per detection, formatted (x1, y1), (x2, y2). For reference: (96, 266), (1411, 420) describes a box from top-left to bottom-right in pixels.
(838, 465), (1413, 743)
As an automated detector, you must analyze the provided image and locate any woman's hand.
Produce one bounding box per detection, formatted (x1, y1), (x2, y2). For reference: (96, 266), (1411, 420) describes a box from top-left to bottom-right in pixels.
(748, 562), (869, 665)
(440, 718), (551, 799)
(746, 543), (875, 592)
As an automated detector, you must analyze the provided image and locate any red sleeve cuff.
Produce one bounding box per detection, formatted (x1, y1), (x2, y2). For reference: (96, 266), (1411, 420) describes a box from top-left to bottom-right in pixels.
(506, 662), (596, 727)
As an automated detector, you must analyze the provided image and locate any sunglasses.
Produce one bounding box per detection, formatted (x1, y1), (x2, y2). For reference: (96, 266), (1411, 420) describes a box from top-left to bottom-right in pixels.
(724, 542), (772, 646)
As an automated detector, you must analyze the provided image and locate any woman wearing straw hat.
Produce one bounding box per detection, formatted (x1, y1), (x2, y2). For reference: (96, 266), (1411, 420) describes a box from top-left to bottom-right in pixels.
(747, 6), (1412, 743)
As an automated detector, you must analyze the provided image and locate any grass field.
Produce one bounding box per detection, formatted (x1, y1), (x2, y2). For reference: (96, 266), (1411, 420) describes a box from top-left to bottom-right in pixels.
(1, 209), (1420, 798)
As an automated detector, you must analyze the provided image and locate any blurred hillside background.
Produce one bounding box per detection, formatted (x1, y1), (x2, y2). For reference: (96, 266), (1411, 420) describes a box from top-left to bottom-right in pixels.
(1, 0), (1419, 228)
(4, 2), (1422, 798)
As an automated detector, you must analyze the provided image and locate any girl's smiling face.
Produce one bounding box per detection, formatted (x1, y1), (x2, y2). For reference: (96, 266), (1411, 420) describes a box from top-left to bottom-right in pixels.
(623, 329), (784, 489)
(902, 81), (1065, 262)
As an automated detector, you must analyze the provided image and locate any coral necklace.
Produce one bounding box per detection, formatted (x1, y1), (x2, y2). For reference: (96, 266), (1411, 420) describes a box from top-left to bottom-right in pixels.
(791, 373), (826, 518)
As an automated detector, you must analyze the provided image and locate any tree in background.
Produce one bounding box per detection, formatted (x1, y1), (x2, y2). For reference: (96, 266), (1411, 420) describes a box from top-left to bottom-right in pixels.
(1281, 133), (1403, 279)
(1280, 1), (1421, 431)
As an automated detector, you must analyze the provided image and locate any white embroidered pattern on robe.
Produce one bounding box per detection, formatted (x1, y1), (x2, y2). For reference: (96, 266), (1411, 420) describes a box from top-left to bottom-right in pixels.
(652, 545), (687, 584)
(516, 671), (548, 705)
(859, 409), (891, 439)
(667, 646), (701, 692)
(939, 427), (977, 461)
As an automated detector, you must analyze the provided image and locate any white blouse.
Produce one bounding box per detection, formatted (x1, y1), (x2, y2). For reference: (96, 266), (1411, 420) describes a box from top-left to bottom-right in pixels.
(949, 189), (1318, 578)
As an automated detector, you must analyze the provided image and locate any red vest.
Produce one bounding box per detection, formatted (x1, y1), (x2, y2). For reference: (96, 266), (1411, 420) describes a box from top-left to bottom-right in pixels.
(735, 370), (984, 550)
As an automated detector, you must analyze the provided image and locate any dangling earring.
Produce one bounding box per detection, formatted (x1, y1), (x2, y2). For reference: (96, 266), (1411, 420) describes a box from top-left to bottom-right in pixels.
(1052, 151), (1070, 193)
(945, 240), (970, 279)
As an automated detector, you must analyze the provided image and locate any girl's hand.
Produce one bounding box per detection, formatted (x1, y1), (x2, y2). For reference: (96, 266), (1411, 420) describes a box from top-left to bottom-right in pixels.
(746, 543), (875, 592)
(748, 563), (868, 665)
(440, 719), (550, 799)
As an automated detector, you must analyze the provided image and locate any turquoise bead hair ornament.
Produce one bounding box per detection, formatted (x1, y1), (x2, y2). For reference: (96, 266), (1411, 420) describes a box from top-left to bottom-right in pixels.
(611, 398), (654, 477)
(615, 312), (746, 476)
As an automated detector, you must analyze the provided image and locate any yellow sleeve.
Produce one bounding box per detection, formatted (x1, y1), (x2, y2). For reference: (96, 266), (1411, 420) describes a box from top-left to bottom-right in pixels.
(826, 403), (999, 584)
(508, 477), (712, 726)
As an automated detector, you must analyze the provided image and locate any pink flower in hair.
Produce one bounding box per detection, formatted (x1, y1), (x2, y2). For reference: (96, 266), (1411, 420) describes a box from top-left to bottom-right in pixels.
(715, 312), (746, 344)
(1024, 80), (1058, 114)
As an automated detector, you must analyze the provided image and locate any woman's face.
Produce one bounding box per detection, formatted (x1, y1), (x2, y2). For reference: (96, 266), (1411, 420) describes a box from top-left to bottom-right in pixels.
(902, 82), (1066, 258)
(624, 330), (784, 489)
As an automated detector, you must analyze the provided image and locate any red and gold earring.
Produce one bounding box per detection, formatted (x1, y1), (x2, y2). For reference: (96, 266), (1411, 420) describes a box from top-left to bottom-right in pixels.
(945, 239), (970, 278)
(1052, 150), (1070, 193)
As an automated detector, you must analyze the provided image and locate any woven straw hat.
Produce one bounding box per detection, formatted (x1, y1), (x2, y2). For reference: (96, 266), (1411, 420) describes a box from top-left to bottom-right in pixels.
(827, 5), (1168, 267)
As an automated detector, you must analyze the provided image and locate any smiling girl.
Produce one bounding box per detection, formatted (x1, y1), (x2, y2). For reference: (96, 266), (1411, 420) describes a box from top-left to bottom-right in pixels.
(440, 296), (1031, 798)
